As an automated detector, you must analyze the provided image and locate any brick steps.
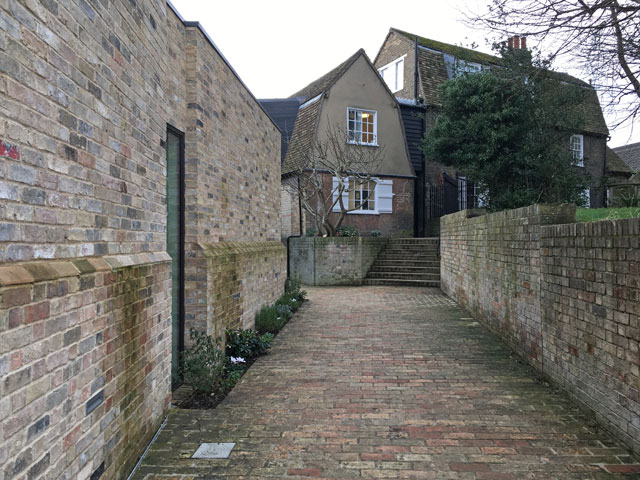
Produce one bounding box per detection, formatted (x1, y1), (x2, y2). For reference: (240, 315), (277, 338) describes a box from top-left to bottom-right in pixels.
(362, 278), (441, 287)
(369, 266), (440, 274)
(365, 237), (440, 288)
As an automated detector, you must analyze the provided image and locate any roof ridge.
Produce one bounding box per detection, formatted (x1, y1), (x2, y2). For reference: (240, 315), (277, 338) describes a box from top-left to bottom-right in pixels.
(290, 49), (366, 102)
(390, 27), (500, 65)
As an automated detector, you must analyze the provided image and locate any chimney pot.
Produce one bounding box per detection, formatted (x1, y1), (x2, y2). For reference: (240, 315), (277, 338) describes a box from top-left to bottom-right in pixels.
(514, 35), (520, 49)
(521, 37), (527, 49)
(508, 37), (514, 49)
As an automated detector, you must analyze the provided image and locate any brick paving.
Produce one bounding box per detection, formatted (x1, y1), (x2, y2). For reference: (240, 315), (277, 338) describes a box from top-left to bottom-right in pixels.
(134, 286), (639, 479)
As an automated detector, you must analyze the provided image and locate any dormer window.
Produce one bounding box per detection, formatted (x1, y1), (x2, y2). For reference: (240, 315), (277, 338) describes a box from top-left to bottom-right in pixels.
(347, 108), (377, 146)
(570, 134), (584, 166)
(378, 56), (405, 92)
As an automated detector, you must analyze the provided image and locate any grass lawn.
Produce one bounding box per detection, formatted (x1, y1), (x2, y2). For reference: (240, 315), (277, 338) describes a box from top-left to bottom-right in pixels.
(576, 207), (640, 222)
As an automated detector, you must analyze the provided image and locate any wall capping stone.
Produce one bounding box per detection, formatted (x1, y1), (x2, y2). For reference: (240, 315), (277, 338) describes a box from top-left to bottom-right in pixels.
(0, 252), (171, 287)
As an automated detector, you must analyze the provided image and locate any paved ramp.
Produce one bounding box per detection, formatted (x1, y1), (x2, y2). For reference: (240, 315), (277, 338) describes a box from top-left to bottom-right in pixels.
(134, 286), (639, 479)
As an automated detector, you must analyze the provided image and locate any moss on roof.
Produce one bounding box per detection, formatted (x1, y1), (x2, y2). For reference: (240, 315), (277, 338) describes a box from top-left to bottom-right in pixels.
(281, 96), (323, 175)
(614, 141), (640, 172)
(390, 28), (608, 136)
(392, 28), (500, 65)
(608, 147), (634, 175)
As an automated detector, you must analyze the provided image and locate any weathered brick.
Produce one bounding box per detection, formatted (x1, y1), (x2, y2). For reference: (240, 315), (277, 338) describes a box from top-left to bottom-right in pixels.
(3, 367), (31, 394)
(26, 414), (50, 442)
(2, 286), (31, 307)
(7, 164), (35, 185)
(24, 301), (49, 323)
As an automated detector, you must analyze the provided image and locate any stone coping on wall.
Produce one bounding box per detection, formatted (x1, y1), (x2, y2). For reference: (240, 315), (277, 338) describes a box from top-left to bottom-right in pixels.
(293, 237), (390, 245)
(442, 204), (577, 226)
(0, 252), (171, 287)
(200, 240), (286, 258)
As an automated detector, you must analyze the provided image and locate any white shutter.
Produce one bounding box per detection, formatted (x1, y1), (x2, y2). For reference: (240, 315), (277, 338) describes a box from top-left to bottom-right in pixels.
(332, 177), (349, 212)
(376, 179), (394, 213)
(396, 59), (404, 91)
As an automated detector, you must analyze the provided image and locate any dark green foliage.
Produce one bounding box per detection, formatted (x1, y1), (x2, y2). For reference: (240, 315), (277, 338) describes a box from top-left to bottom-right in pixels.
(181, 328), (225, 396)
(255, 305), (287, 334)
(336, 225), (360, 237)
(276, 303), (292, 320)
(305, 227), (317, 237)
(225, 328), (274, 360)
(285, 277), (307, 303)
(422, 48), (589, 211)
(277, 293), (302, 312)
(370, 229), (382, 237)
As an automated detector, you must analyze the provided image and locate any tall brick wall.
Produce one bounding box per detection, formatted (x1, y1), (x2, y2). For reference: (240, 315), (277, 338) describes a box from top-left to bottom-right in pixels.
(181, 26), (285, 339)
(0, 0), (284, 478)
(441, 205), (640, 455)
(541, 218), (640, 452)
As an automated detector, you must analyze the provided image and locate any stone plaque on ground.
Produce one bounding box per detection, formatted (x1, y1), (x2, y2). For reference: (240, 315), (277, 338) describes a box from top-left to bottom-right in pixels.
(192, 442), (235, 459)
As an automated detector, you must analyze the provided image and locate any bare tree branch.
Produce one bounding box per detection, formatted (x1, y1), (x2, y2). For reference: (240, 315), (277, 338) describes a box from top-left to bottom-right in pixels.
(467, 0), (640, 129)
(284, 121), (385, 236)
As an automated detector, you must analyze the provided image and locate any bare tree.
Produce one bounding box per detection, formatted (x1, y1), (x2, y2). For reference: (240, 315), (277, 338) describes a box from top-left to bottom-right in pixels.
(284, 122), (385, 237)
(468, 0), (640, 127)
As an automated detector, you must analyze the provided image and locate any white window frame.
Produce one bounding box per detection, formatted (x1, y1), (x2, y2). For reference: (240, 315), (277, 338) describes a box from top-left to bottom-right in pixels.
(583, 187), (591, 208)
(347, 178), (378, 214)
(332, 177), (394, 215)
(347, 108), (377, 146)
(378, 55), (405, 93)
(458, 176), (467, 211)
(570, 134), (584, 167)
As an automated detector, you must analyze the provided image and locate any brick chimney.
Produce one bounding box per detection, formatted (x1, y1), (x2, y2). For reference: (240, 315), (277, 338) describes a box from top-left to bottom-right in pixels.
(507, 35), (527, 49)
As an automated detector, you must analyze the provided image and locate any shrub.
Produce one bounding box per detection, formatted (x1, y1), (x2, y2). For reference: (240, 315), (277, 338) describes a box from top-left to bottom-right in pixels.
(285, 277), (307, 302)
(277, 292), (302, 312)
(181, 329), (225, 396)
(370, 229), (382, 237)
(276, 303), (292, 320)
(225, 328), (274, 360)
(305, 227), (317, 237)
(336, 225), (359, 237)
(255, 305), (287, 334)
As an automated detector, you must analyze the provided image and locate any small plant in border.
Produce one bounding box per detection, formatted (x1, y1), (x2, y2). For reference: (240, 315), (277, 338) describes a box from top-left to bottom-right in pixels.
(285, 277), (307, 302)
(225, 328), (274, 360)
(181, 328), (226, 396)
(255, 305), (287, 334)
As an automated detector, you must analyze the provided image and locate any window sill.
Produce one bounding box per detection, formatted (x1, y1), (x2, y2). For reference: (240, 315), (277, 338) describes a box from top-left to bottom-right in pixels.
(346, 141), (379, 147)
(347, 210), (380, 215)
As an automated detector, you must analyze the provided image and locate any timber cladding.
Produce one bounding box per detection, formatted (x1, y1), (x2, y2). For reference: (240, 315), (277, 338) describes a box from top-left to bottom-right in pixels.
(440, 205), (640, 455)
(0, 0), (284, 478)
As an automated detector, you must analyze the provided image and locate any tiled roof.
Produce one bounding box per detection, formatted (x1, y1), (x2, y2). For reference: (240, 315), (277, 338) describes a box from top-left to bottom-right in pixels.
(391, 28), (609, 136)
(416, 48), (448, 106)
(291, 49), (364, 103)
(614, 141), (640, 172)
(258, 99), (301, 162)
(606, 147), (634, 175)
(281, 95), (323, 175)
(392, 28), (499, 65)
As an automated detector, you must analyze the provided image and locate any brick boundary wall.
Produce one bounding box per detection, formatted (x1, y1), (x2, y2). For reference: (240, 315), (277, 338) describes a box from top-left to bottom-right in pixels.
(440, 204), (640, 455)
(0, 254), (171, 480)
(290, 237), (388, 286)
(201, 241), (286, 336)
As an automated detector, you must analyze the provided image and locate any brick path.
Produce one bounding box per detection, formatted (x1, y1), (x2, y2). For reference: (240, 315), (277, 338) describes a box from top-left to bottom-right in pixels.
(134, 286), (639, 479)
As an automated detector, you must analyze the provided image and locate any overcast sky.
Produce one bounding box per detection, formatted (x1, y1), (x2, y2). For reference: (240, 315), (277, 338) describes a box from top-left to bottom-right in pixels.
(171, 0), (637, 147)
